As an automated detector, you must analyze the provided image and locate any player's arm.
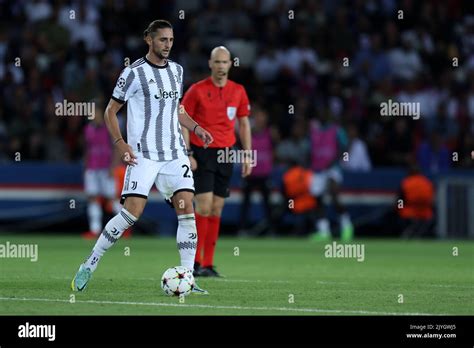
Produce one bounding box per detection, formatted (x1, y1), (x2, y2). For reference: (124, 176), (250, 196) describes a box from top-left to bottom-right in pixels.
(110, 142), (123, 175)
(238, 116), (252, 177)
(180, 114), (192, 152)
(104, 98), (137, 166)
(180, 121), (198, 171)
(236, 86), (252, 177)
(178, 105), (213, 148)
(108, 124), (123, 176)
(238, 116), (251, 151)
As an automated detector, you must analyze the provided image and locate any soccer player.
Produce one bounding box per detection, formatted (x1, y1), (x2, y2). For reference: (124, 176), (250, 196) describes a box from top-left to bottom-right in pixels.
(309, 107), (353, 242)
(181, 46), (252, 277)
(82, 104), (121, 240)
(72, 20), (213, 294)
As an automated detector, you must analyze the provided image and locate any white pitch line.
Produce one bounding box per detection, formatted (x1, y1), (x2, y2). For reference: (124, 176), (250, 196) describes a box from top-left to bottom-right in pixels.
(0, 297), (450, 316)
(421, 284), (474, 289)
(136, 277), (293, 284)
(204, 279), (349, 285)
(49, 276), (292, 284)
(150, 278), (474, 289)
(47, 276), (474, 289)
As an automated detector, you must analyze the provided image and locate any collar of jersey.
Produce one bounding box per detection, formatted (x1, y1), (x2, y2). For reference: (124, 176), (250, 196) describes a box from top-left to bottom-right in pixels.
(144, 56), (169, 69)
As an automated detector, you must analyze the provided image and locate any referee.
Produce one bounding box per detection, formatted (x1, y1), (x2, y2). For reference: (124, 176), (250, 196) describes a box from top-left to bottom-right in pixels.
(181, 46), (252, 277)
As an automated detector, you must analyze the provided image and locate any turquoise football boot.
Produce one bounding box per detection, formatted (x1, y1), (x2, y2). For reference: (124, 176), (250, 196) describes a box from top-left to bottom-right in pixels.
(71, 264), (92, 292)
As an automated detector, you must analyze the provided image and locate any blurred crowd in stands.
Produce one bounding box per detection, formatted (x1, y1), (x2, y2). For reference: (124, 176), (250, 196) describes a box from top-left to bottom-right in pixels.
(0, 0), (473, 174)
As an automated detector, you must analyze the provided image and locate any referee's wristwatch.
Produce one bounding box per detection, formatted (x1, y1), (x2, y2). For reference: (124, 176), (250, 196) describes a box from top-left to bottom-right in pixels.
(186, 148), (194, 156)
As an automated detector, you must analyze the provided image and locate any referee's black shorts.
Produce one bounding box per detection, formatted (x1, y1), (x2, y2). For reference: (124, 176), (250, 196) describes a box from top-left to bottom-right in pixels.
(191, 144), (233, 198)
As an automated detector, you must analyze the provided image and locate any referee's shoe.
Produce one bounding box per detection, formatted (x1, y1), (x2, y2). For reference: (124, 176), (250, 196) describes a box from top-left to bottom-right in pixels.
(193, 262), (201, 277)
(195, 265), (224, 278)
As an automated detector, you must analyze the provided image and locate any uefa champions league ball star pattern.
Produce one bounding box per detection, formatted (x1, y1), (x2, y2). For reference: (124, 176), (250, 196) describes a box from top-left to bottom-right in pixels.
(161, 266), (195, 296)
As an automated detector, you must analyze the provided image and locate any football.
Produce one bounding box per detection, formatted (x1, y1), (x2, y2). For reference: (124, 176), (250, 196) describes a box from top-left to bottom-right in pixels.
(161, 266), (195, 296)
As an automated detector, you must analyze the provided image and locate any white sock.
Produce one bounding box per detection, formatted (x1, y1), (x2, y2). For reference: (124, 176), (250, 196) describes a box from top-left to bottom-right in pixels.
(177, 213), (197, 271)
(87, 201), (102, 234)
(316, 218), (331, 236)
(84, 208), (137, 272)
(340, 213), (352, 229)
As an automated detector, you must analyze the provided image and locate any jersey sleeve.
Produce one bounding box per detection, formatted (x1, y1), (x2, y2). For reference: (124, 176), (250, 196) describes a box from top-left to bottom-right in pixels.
(181, 84), (198, 117)
(237, 85), (250, 117)
(112, 67), (138, 104)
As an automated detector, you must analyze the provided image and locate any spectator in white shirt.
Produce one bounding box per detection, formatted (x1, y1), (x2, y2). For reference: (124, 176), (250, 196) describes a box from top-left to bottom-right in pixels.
(388, 31), (422, 81)
(341, 123), (372, 172)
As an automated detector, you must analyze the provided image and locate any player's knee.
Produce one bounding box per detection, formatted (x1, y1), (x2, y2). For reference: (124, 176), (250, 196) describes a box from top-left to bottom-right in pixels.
(173, 192), (194, 215)
(196, 206), (211, 216)
(195, 200), (212, 216)
(194, 192), (213, 216)
(210, 197), (225, 216)
(174, 198), (194, 214)
(210, 206), (223, 217)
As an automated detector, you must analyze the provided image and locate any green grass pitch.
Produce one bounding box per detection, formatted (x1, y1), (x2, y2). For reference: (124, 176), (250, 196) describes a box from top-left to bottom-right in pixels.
(0, 234), (473, 315)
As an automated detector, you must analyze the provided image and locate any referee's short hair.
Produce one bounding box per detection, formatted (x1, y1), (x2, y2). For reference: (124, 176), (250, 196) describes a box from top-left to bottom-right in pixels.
(143, 20), (173, 38)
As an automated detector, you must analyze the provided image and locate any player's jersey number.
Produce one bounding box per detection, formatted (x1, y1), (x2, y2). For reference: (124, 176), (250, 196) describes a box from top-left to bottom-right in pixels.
(182, 164), (191, 178)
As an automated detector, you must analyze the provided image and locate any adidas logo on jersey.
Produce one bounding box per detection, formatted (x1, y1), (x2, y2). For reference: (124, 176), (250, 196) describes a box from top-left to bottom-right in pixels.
(154, 88), (179, 100)
(148, 79), (155, 84)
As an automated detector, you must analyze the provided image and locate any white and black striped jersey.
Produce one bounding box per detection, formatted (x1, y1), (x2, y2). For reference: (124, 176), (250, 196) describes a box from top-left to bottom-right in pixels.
(112, 56), (187, 162)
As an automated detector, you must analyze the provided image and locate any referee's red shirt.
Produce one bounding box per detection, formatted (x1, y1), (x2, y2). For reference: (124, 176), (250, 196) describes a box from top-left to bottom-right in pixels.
(181, 77), (250, 148)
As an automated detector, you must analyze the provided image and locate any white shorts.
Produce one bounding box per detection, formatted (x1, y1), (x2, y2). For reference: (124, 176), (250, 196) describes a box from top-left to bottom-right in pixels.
(309, 167), (343, 196)
(121, 156), (194, 204)
(84, 169), (116, 198)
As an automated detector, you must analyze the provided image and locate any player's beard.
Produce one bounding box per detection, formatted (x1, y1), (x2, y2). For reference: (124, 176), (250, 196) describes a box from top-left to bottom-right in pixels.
(152, 46), (169, 61)
(156, 51), (168, 60)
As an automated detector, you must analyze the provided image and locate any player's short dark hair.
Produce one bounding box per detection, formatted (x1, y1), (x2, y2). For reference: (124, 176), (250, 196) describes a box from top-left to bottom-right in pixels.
(143, 20), (173, 38)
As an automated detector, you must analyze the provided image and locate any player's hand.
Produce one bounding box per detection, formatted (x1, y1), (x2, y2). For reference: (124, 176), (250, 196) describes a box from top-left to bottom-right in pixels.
(189, 155), (198, 171)
(241, 151), (254, 177)
(242, 162), (252, 178)
(116, 140), (138, 166)
(195, 126), (213, 149)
